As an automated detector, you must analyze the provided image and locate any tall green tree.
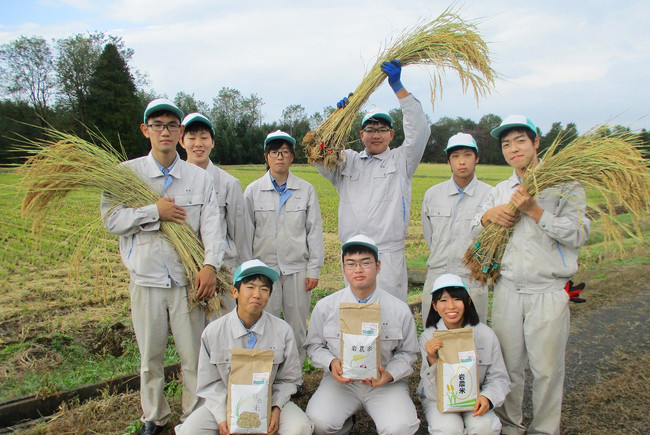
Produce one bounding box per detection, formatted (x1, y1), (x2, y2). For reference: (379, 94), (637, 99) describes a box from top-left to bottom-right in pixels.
(174, 91), (209, 116)
(0, 36), (56, 124)
(86, 43), (144, 158)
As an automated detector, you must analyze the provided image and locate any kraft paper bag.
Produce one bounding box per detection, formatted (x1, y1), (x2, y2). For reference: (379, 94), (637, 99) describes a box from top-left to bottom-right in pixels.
(434, 327), (479, 413)
(227, 348), (274, 433)
(340, 302), (381, 380)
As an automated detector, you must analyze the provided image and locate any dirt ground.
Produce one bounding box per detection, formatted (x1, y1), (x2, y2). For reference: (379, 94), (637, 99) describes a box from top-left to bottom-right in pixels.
(5, 254), (650, 434)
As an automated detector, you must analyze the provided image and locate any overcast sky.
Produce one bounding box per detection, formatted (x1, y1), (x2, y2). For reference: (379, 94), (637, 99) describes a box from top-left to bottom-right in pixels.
(1, 0), (648, 134)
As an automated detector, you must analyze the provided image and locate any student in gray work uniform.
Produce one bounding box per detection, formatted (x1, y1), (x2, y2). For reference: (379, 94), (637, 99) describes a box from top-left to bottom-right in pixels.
(180, 112), (253, 312)
(471, 115), (589, 435)
(175, 259), (313, 435)
(421, 133), (492, 323)
(305, 235), (420, 435)
(316, 59), (431, 302)
(100, 98), (225, 435)
(244, 130), (324, 365)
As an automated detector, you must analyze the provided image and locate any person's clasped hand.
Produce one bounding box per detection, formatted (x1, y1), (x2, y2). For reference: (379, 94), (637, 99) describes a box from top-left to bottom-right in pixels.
(336, 92), (353, 109)
(381, 59), (404, 93)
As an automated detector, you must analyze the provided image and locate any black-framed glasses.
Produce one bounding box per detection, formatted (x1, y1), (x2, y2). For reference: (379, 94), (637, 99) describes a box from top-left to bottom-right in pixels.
(268, 149), (293, 158)
(362, 127), (392, 134)
(343, 259), (376, 270)
(147, 123), (181, 132)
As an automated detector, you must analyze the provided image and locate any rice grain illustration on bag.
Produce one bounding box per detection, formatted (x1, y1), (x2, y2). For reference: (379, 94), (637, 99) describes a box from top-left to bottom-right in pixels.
(227, 348), (274, 433)
(435, 327), (479, 412)
(340, 302), (381, 380)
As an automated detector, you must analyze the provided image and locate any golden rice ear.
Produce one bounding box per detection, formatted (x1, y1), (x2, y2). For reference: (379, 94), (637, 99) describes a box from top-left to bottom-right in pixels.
(464, 128), (650, 285)
(304, 8), (497, 169)
(17, 126), (233, 317)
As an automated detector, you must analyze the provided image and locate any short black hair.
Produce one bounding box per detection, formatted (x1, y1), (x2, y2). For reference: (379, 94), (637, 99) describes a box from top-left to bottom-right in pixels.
(499, 126), (537, 142)
(425, 286), (480, 328)
(146, 110), (181, 124)
(234, 274), (273, 291)
(446, 145), (478, 161)
(341, 245), (378, 263)
(182, 122), (214, 140)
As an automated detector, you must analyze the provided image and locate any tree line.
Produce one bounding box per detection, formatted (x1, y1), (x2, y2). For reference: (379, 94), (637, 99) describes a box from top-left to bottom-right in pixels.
(1, 33), (648, 166)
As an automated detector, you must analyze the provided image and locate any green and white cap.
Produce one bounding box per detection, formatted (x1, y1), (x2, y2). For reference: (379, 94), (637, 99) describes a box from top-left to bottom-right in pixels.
(430, 273), (468, 295)
(182, 113), (214, 135)
(264, 130), (296, 149)
(143, 98), (183, 123)
(444, 133), (478, 154)
(362, 110), (393, 128)
(341, 234), (379, 256)
(233, 259), (279, 286)
(490, 115), (538, 139)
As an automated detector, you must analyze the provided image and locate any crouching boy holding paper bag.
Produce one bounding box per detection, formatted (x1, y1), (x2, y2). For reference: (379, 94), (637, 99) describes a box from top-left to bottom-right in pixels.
(176, 260), (313, 435)
(304, 235), (420, 435)
(418, 273), (510, 435)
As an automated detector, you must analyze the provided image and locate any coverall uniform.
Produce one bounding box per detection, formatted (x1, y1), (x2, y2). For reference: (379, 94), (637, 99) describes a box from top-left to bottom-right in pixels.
(315, 94), (430, 301)
(244, 170), (324, 363)
(305, 287), (420, 435)
(101, 152), (224, 425)
(206, 162), (252, 312)
(421, 175), (492, 322)
(176, 308), (312, 434)
(418, 320), (510, 435)
(470, 170), (589, 435)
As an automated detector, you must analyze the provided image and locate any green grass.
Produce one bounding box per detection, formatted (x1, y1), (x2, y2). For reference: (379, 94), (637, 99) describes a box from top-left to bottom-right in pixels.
(1, 162), (648, 402)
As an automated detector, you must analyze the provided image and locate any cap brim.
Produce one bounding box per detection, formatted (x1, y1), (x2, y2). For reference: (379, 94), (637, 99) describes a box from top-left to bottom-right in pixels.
(234, 265), (279, 285)
(490, 122), (536, 139)
(144, 104), (183, 123)
(341, 240), (379, 256)
(264, 134), (296, 148)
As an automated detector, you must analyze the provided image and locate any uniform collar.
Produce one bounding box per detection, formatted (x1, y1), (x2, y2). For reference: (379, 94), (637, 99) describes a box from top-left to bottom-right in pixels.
(146, 151), (182, 179)
(261, 170), (297, 190)
(360, 147), (389, 160)
(445, 175), (479, 196)
(229, 308), (267, 338)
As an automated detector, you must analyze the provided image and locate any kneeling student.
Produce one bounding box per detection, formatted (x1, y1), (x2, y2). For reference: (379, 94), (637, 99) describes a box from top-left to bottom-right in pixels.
(419, 273), (510, 435)
(305, 235), (420, 435)
(176, 259), (313, 435)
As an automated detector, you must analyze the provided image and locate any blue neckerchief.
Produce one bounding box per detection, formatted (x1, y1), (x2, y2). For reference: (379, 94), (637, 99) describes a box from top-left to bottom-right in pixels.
(153, 155), (178, 194)
(270, 173), (291, 211)
(353, 290), (375, 304)
(238, 317), (258, 349)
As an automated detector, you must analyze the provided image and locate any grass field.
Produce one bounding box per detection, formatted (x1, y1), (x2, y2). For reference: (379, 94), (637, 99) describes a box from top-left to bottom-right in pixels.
(1, 162), (649, 434)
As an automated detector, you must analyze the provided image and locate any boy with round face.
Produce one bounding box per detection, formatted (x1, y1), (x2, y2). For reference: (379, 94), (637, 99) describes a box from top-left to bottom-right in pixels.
(421, 133), (492, 323)
(243, 130), (324, 365)
(101, 99), (224, 435)
(304, 235), (420, 435)
(176, 259), (313, 435)
(180, 113), (252, 309)
(471, 115), (590, 435)
(315, 59), (431, 302)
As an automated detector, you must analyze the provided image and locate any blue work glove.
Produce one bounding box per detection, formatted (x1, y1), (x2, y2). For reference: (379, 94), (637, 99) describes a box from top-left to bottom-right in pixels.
(336, 93), (353, 109)
(381, 59), (404, 93)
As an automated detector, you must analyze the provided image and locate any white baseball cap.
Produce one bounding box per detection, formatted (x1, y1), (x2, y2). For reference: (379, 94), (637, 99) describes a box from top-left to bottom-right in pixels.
(144, 98), (183, 123)
(430, 273), (468, 294)
(182, 112), (214, 135)
(264, 130), (296, 149)
(444, 133), (478, 154)
(233, 259), (279, 286)
(341, 234), (379, 256)
(490, 115), (538, 139)
(362, 110), (393, 128)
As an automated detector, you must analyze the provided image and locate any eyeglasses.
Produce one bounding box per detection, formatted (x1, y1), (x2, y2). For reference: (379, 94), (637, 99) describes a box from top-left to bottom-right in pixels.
(362, 127), (392, 134)
(147, 123), (181, 132)
(343, 259), (376, 270)
(267, 149), (293, 158)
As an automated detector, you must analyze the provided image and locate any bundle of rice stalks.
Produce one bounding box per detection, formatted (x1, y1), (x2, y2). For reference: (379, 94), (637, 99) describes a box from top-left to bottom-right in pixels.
(304, 8), (496, 169)
(463, 128), (650, 286)
(18, 128), (231, 316)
